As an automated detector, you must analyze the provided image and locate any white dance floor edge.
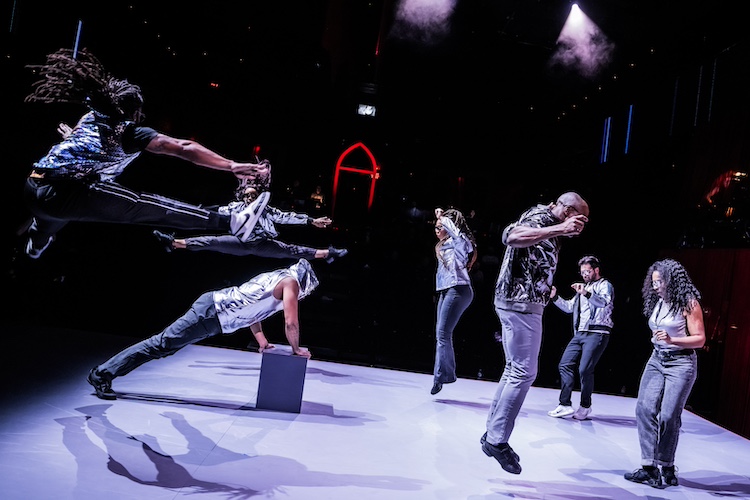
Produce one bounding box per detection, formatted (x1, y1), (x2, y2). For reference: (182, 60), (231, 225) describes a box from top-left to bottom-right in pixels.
(1, 329), (749, 500)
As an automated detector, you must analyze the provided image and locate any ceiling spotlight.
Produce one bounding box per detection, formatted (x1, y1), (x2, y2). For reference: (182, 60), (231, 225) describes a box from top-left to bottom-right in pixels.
(357, 104), (377, 117)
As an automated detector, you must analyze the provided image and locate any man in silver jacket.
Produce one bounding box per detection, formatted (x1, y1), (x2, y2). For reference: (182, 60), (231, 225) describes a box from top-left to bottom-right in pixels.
(86, 259), (317, 400)
(547, 255), (614, 420)
(154, 185), (348, 263)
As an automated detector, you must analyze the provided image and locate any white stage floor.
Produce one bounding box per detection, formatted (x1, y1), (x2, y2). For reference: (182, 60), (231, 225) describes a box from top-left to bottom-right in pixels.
(1, 327), (749, 500)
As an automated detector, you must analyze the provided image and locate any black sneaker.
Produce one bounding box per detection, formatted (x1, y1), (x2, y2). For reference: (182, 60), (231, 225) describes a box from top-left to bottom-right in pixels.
(153, 230), (175, 253)
(662, 466), (679, 486)
(325, 246), (349, 264)
(482, 440), (522, 474)
(480, 432), (519, 462)
(25, 235), (54, 259)
(624, 467), (662, 488)
(87, 368), (116, 400)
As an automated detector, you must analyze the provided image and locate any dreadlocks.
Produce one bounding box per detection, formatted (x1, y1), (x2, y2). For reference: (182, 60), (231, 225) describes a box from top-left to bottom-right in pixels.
(25, 48), (143, 121)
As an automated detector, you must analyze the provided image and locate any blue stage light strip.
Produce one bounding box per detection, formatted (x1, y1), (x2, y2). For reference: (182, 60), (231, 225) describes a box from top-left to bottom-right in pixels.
(625, 104), (633, 154)
(601, 116), (611, 163)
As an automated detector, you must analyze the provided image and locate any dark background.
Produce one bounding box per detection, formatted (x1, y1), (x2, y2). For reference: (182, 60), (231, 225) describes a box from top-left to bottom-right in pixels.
(3, 1), (749, 428)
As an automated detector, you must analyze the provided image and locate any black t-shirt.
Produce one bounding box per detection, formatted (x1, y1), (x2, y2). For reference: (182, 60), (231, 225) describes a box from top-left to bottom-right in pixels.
(121, 125), (158, 154)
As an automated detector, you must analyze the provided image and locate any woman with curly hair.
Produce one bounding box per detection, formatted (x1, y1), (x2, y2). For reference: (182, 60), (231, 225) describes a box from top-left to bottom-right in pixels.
(429, 207), (477, 395)
(625, 258), (706, 488)
(22, 48), (268, 259)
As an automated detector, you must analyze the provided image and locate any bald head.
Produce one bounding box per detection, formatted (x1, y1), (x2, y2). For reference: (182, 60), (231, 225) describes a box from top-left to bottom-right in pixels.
(557, 192), (589, 218)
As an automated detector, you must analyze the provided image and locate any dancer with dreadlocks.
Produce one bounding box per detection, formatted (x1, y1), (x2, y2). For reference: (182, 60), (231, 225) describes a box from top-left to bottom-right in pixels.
(22, 48), (269, 259)
(429, 207), (477, 395)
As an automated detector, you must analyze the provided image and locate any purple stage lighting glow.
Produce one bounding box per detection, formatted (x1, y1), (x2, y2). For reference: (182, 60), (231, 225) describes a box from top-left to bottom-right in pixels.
(549, 3), (614, 79)
(390, 0), (457, 44)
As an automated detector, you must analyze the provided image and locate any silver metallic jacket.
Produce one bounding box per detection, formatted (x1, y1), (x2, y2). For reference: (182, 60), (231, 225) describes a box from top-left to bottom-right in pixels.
(33, 111), (141, 181)
(494, 204), (562, 314)
(435, 216), (473, 291)
(219, 202), (309, 242)
(648, 299), (689, 352)
(213, 259), (319, 334)
(552, 278), (615, 333)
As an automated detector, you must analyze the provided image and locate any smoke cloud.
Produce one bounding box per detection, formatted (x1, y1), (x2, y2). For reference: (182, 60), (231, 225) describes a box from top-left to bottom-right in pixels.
(549, 5), (614, 79)
(390, 0), (457, 45)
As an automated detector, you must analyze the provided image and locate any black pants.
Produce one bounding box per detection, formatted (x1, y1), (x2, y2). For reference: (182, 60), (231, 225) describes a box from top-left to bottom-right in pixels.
(24, 177), (230, 248)
(185, 234), (318, 259)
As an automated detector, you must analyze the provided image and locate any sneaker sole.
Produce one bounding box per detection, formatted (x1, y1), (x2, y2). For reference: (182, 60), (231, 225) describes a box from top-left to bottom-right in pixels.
(233, 191), (269, 242)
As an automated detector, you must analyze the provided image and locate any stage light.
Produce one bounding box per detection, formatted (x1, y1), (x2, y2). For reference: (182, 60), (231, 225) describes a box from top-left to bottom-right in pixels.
(357, 104), (377, 117)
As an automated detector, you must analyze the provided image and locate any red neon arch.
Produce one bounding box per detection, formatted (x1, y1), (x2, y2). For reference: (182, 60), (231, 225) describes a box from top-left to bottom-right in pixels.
(331, 141), (380, 217)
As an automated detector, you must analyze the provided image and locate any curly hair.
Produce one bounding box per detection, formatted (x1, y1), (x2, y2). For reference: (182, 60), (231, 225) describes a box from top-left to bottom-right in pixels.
(25, 48), (144, 121)
(435, 208), (478, 270)
(641, 258), (701, 318)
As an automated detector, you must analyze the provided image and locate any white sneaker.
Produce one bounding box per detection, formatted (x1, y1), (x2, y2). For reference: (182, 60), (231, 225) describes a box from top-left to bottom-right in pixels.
(572, 406), (592, 420)
(230, 191), (270, 242)
(548, 405), (575, 418)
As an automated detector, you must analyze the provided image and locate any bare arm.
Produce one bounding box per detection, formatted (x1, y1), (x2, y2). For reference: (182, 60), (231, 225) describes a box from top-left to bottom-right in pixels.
(145, 133), (264, 177)
(678, 300), (706, 349)
(683, 300), (707, 348)
(278, 280), (311, 358)
(504, 214), (588, 248)
(655, 299), (706, 349)
(310, 217), (332, 228)
(249, 322), (274, 353)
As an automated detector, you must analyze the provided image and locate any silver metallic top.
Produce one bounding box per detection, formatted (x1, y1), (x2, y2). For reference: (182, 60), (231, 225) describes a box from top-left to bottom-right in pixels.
(648, 299), (689, 352)
(435, 215), (473, 291)
(33, 111), (141, 181)
(219, 200), (309, 241)
(213, 259), (319, 334)
(552, 278), (615, 333)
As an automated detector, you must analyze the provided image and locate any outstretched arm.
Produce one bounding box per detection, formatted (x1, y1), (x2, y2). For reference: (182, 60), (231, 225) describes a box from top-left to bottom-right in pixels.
(310, 216), (332, 228)
(145, 133), (264, 177)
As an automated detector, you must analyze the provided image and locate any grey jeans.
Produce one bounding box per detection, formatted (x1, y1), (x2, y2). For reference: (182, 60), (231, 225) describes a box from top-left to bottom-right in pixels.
(635, 351), (697, 467)
(485, 308), (542, 445)
(98, 292), (222, 379)
(433, 284), (474, 384)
